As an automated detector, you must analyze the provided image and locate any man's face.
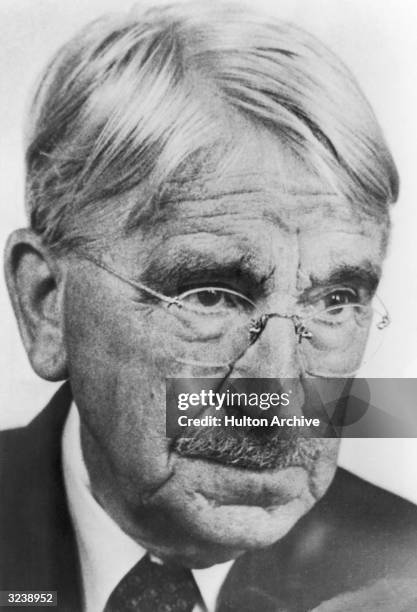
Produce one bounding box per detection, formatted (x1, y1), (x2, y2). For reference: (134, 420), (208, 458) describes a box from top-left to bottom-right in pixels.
(63, 129), (386, 567)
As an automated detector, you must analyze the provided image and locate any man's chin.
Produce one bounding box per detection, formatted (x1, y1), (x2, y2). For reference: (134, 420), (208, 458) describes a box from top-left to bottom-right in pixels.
(152, 495), (311, 569)
(136, 454), (336, 566)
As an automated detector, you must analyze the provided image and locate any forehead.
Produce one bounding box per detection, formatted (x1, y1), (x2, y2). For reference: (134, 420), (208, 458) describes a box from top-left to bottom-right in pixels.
(109, 128), (387, 285)
(145, 126), (383, 234)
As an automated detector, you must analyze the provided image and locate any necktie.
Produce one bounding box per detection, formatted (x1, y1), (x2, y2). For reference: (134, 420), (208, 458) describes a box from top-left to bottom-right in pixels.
(104, 554), (202, 612)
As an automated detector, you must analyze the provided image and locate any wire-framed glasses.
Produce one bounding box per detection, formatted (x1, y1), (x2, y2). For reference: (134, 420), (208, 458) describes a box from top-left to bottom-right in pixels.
(76, 252), (390, 378)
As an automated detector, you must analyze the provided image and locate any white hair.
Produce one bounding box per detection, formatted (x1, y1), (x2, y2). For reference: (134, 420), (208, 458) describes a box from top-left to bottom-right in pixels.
(25, 1), (398, 251)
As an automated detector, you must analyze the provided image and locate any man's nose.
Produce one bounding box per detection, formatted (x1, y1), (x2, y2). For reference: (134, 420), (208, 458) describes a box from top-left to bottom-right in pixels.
(229, 314), (305, 416)
(233, 314), (301, 379)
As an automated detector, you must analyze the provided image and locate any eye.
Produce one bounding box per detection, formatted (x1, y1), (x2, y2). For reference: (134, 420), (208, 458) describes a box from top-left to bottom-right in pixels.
(311, 288), (364, 325)
(322, 288), (359, 312)
(177, 286), (254, 314)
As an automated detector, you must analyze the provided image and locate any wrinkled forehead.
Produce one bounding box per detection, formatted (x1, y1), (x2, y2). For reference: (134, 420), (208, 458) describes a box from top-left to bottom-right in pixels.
(91, 126), (389, 299)
(159, 173), (350, 233)
(107, 131), (388, 299)
(149, 129), (388, 237)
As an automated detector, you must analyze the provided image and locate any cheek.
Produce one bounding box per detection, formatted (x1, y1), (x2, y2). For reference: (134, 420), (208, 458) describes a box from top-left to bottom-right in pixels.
(63, 268), (187, 383)
(63, 274), (182, 491)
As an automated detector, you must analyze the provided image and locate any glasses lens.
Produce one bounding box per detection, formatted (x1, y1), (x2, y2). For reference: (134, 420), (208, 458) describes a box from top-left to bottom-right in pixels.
(167, 296), (389, 377)
(298, 304), (372, 376)
(168, 305), (254, 370)
(299, 301), (389, 377)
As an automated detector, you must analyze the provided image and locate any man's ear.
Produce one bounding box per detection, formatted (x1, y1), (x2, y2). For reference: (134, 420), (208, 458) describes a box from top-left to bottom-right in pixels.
(4, 229), (68, 381)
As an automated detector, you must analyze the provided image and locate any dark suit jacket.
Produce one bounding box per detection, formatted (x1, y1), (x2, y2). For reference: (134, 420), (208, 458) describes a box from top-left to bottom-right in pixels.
(1, 383), (417, 611)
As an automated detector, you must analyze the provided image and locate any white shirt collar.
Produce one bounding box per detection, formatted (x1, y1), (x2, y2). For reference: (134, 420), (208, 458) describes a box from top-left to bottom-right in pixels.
(62, 403), (234, 612)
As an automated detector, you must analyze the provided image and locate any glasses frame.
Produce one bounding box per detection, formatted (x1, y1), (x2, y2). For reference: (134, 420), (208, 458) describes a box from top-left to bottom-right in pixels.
(74, 250), (391, 374)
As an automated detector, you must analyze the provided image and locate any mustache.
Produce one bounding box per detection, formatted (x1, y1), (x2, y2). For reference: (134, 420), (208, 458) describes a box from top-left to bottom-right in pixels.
(172, 422), (327, 471)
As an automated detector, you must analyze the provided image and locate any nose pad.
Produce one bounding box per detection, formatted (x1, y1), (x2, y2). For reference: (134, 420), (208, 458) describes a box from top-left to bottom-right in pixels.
(227, 315), (305, 416)
(235, 314), (301, 378)
(249, 312), (312, 346)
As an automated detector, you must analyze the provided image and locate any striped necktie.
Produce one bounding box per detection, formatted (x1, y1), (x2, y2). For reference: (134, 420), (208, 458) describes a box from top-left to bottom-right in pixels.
(104, 554), (202, 612)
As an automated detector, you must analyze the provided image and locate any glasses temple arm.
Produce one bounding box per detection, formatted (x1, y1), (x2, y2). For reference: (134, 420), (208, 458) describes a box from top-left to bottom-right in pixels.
(73, 250), (182, 308)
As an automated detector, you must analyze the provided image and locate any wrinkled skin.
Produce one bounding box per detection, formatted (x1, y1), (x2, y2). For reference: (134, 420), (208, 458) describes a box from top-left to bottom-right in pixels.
(63, 130), (386, 567)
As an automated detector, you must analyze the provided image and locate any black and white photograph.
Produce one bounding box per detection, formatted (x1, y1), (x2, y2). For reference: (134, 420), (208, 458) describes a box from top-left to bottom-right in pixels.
(1, 1), (417, 610)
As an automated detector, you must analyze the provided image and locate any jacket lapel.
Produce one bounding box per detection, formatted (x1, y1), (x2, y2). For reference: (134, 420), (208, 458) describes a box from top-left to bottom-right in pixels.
(0, 382), (82, 612)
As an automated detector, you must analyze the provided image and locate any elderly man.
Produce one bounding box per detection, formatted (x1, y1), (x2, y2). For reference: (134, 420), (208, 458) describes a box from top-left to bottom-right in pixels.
(1, 2), (417, 611)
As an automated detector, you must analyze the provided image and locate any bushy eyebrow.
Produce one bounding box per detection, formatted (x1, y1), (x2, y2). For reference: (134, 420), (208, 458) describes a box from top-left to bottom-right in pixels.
(305, 262), (381, 296)
(140, 247), (270, 296)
